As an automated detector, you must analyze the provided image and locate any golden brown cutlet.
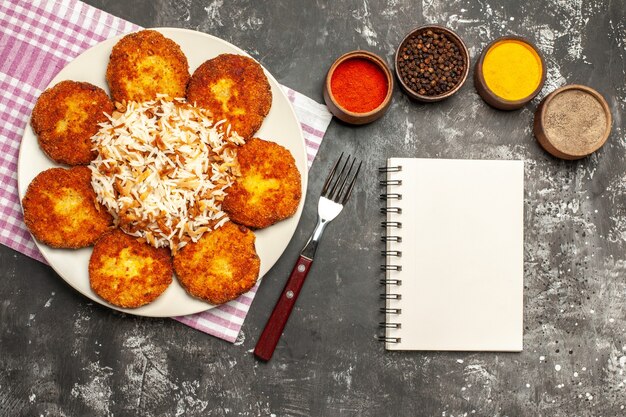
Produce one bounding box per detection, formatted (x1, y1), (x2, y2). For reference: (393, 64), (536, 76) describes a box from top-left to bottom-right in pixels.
(89, 229), (173, 308)
(22, 166), (113, 248)
(31, 80), (113, 165)
(173, 221), (260, 305)
(186, 53), (272, 140)
(222, 138), (301, 229)
(106, 30), (190, 103)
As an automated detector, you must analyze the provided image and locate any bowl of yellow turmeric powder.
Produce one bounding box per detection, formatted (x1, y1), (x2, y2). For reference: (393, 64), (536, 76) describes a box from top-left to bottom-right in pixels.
(474, 36), (546, 110)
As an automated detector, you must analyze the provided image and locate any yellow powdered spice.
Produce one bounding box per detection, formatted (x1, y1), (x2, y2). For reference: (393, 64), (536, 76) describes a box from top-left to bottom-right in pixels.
(482, 40), (543, 101)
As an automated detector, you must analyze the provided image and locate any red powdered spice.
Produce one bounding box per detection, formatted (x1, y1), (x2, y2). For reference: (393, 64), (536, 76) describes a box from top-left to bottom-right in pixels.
(330, 58), (388, 113)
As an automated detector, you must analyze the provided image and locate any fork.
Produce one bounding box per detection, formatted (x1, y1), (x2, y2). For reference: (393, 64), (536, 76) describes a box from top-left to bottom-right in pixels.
(254, 154), (362, 361)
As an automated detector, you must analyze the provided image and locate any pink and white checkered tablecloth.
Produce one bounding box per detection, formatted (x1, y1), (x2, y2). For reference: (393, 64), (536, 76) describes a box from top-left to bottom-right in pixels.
(0, 0), (332, 343)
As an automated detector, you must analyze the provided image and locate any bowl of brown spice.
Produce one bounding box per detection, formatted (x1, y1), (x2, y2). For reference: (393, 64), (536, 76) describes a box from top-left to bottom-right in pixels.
(395, 25), (469, 102)
(533, 84), (612, 160)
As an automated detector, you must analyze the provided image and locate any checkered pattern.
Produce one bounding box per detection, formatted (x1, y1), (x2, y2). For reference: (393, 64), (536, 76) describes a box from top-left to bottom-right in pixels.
(0, 0), (332, 343)
(0, 0), (139, 262)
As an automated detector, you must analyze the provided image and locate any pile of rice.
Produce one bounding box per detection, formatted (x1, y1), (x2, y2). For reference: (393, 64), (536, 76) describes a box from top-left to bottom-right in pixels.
(89, 96), (244, 253)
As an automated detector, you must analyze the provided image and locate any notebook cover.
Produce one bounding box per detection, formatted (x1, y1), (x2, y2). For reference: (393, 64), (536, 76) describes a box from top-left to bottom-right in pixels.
(384, 158), (524, 351)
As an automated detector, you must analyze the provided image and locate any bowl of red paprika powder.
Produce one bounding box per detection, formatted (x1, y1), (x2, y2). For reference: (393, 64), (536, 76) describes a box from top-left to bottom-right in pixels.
(323, 50), (393, 125)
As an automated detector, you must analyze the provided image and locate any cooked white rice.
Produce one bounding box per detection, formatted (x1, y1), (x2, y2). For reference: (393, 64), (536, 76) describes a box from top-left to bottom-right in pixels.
(89, 96), (244, 253)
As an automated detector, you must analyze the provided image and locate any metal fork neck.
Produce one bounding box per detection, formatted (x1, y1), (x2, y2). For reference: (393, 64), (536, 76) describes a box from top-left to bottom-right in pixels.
(300, 216), (328, 260)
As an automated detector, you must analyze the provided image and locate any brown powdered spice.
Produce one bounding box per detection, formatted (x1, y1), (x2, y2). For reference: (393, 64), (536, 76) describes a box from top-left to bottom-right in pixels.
(544, 90), (608, 156)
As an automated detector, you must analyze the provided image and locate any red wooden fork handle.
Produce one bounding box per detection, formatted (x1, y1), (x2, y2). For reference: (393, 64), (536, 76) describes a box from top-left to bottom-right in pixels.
(254, 255), (313, 361)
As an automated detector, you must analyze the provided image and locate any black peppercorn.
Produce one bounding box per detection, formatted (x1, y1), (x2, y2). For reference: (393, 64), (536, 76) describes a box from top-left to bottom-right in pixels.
(397, 28), (465, 97)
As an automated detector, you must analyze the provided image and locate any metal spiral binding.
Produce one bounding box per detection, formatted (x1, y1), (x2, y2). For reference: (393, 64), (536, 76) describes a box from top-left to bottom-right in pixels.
(380, 207), (402, 214)
(380, 179), (402, 186)
(379, 164), (403, 344)
(380, 293), (401, 300)
(379, 322), (401, 329)
(377, 336), (401, 343)
(381, 221), (402, 228)
(378, 166), (402, 173)
(379, 278), (402, 285)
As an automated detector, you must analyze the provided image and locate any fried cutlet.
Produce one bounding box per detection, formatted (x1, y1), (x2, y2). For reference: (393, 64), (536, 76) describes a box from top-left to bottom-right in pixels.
(106, 30), (190, 103)
(186, 54), (272, 140)
(22, 166), (113, 248)
(173, 221), (260, 305)
(89, 229), (173, 308)
(31, 80), (113, 165)
(222, 138), (301, 229)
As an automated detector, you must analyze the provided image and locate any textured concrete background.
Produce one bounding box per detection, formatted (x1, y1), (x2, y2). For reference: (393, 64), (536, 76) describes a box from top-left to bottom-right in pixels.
(1, 0), (625, 416)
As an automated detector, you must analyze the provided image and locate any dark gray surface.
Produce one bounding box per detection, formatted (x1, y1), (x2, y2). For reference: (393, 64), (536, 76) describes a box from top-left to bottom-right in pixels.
(1, 0), (625, 416)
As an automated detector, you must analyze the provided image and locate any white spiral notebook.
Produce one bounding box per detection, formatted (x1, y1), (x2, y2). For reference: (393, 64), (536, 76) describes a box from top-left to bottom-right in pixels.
(380, 158), (524, 351)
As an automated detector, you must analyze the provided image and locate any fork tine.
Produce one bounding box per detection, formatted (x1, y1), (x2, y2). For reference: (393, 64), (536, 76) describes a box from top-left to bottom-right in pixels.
(333, 158), (356, 202)
(341, 161), (362, 205)
(327, 155), (351, 199)
(321, 153), (343, 196)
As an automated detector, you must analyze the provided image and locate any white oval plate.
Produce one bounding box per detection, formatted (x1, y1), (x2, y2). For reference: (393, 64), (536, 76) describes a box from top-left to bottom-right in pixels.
(17, 28), (307, 317)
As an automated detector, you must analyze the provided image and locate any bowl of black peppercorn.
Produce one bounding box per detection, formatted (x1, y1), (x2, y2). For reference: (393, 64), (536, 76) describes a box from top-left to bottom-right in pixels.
(395, 25), (470, 102)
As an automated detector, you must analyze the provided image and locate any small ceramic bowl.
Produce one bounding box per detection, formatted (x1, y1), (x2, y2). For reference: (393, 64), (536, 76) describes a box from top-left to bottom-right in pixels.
(323, 50), (394, 125)
(474, 36), (546, 110)
(394, 25), (470, 102)
(533, 84), (612, 160)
